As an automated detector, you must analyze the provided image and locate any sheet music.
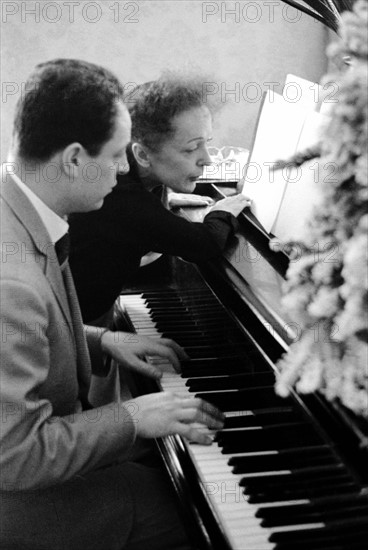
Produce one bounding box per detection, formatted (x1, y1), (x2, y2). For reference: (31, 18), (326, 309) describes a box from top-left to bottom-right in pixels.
(271, 109), (330, 240)
(241, 75), (326, 236)
(241, 89), (309, 232)
(284, 73), (321, 109)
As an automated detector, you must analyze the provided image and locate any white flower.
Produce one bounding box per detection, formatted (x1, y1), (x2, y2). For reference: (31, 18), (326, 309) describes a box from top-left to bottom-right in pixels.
(342, 233), (368, 291)
(308, 287), (340, 318)
(296, 357), (324, 393)
(335, 293), (367, 340)
(312, 261), (336, 285)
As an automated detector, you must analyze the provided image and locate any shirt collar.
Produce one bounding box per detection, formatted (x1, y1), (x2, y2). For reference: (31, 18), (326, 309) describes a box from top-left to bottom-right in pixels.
(8, 169), (69, 244)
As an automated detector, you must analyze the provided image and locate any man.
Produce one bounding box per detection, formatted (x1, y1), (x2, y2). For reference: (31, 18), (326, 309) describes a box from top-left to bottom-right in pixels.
(0, 59), (224, 550)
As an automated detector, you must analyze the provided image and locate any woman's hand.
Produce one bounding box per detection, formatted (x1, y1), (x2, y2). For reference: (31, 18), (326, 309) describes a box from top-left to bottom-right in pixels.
(124, 392), (225, 444)
(209, 194), (252, 217)
(101, 331), (188, 380)
(168, 192), (214, 207)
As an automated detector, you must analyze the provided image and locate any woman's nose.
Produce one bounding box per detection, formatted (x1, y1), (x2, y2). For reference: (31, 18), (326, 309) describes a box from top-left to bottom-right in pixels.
(117, 159), (130, 175)
(198, 147), (212, 166)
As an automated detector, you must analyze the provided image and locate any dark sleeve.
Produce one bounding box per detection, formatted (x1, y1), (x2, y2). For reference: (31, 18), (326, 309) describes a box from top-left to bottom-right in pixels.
(134, 192), (239, 263)
(69, 182), (238, 321)
(202, 210), (239, 252)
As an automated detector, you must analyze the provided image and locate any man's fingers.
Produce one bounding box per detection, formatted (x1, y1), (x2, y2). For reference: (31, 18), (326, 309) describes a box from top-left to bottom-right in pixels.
(156, 346), (181, 372)
(148, 338), (188, 372)
(159, 338), (189, 360)
(128, 358), (163, 380)
(176, 396), (225, 427)
(176, 408), (224, 430)
(134, 340), (181, 372)
(174, 423), (214, 445)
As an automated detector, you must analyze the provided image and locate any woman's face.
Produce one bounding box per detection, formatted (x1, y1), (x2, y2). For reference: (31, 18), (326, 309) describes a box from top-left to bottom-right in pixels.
(145, 106), (213, 193)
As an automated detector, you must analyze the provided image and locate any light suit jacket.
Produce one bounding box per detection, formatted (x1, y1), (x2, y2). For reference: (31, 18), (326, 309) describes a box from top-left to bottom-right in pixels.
(0, 174), (136, 488)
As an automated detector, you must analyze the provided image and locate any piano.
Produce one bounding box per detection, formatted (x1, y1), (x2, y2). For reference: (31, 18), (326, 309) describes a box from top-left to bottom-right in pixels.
(115, 184), (368, 550)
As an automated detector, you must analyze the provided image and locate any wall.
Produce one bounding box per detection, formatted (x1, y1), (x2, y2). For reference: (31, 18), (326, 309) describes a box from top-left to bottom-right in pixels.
(1, 0), (329, 157)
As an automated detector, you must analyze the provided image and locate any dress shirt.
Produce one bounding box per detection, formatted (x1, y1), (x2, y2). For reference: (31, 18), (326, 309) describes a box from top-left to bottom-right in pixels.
(5, 167), (69, 244)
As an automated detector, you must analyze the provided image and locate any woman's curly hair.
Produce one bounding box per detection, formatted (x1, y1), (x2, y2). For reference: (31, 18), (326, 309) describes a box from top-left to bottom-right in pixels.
(126, 73), (217, 151)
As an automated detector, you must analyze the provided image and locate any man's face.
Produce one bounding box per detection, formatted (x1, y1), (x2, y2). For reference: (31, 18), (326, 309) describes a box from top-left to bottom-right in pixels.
(71, 102), (131, 212)
(144, 106), (213, 193)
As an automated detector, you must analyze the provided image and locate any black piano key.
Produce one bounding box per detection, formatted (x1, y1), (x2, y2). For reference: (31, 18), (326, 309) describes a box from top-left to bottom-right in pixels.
(142, 297), (183, 303)
(184, 345), (252, 359)
(196, 386), (294, 411)
(163, 329), (239, 341)
(167, 328), (242, 339)
(217, 422), (322, 452)
(152, 315), (227, 326)
(242, 468), (353, 501)
(146, 296), (217, 305)
(161, 332), (219, 342)
(257, 491), (368, 520)
(159, 322), (224, 330)
(241, 463), (345, 485)
(142, 288), (211, 298)
(269, 516), (368, 543)
(242, 466), (351, 490)
(153, 316), (227, 326)
(229, 445), (335, 473)
(247, 479), (358, 503)
(260, 500), (368, 527)
(152, 317), (230, 330)
(149, 304), (190, 311)
(186, 371), (275, 392)
(158, 318), (232, 327)
(151, 306), (225, 316)
(170, 339), (230, 350)
(181, 357), (261, 377)
(155, 318), (224, 328)
(224, 408), (304, 429)
(275, 538), (368, 550)
(160, 326), (229, 337)
(158, 324), (234, 335)
(154, 319), (200, 327)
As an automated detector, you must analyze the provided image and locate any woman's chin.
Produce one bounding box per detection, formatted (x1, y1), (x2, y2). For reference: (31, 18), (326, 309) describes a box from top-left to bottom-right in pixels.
(166, 179), (197, 194)
(183, 180), (197, 193)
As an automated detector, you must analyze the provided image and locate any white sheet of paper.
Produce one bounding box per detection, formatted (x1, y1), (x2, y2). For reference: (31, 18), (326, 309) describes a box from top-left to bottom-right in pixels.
(241, 90), (309, 232)
(271, 110), (330, 241)
(284, 74), (321, 110)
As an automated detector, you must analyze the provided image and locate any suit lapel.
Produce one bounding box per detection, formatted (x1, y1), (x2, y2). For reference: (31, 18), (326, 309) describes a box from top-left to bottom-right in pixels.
(0, 175), (74, 336)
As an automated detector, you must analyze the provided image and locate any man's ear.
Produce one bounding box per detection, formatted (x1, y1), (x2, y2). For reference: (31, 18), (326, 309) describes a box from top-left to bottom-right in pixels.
(61, 143), (83, 179)
(131, 142), (151, 168)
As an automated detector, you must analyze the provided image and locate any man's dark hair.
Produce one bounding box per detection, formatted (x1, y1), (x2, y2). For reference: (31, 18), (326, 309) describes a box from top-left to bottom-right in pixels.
(127, 74), (216, 151)
(14, 58), (125, 161)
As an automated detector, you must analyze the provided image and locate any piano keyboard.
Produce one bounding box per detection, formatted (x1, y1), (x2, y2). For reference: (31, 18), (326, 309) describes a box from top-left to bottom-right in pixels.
(119, 290), (368, 550)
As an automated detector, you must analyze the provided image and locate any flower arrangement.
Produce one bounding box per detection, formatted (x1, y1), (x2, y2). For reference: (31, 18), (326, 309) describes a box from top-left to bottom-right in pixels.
(275, 0), (368, 417)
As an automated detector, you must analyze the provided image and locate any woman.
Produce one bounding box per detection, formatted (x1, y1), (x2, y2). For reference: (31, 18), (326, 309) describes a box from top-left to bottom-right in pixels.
(69, 76), (250, 324)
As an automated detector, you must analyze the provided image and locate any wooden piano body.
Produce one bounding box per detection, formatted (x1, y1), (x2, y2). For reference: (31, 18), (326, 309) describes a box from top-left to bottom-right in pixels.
(115, 183), (368, 550)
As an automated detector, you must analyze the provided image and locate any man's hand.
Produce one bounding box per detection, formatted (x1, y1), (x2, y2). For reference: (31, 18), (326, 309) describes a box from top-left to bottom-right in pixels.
(125, 392), (225, 445)
(168, 192), (214, 207)
(209, 194), (252, 216)
(101, 331), (188, 380)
